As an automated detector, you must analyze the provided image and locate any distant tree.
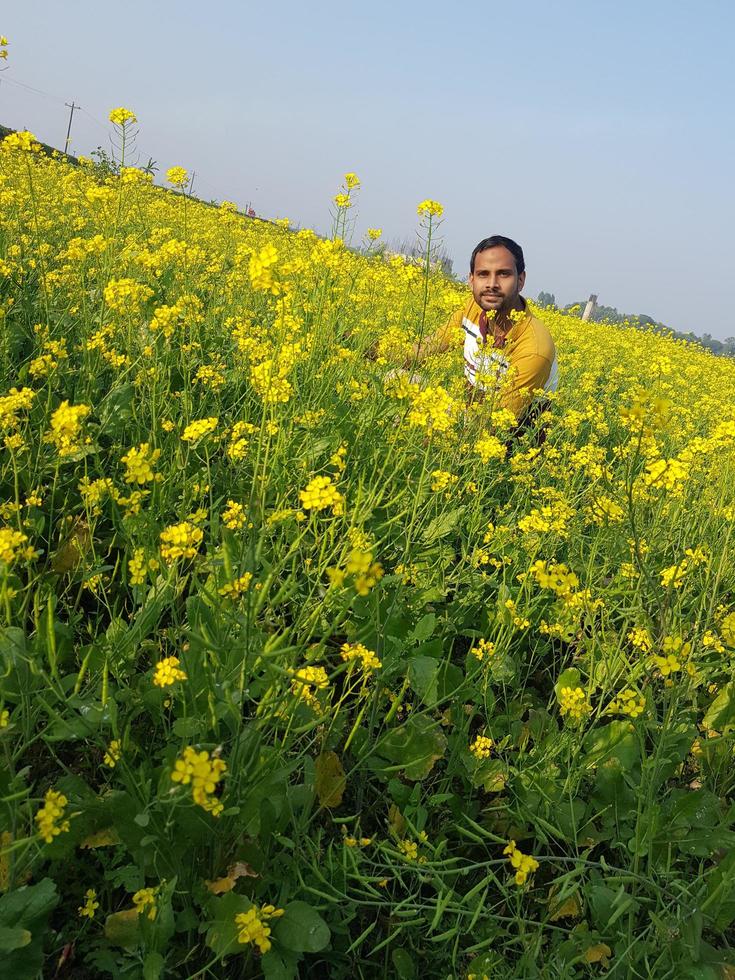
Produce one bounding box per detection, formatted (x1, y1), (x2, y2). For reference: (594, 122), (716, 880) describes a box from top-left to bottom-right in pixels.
(536, 291), (556, 308)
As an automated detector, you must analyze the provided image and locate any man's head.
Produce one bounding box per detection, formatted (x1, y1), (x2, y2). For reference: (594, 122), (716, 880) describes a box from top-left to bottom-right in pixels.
(469, 236), (526, 315)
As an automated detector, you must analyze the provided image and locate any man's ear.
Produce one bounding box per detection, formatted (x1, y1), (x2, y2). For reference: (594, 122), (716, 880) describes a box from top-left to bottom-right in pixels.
(518, 270), (526, 292)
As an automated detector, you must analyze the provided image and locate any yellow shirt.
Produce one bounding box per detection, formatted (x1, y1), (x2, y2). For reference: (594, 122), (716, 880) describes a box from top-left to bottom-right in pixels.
(434, 296), (558, 419)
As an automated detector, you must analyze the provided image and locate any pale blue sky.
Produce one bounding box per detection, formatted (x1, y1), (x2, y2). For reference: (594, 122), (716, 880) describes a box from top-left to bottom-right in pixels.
(2, 1), (734, 338)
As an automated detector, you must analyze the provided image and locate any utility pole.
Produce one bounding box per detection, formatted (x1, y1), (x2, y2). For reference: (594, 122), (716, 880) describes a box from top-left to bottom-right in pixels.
(64, 101), (79, 155)
(582, 293), (598, 321)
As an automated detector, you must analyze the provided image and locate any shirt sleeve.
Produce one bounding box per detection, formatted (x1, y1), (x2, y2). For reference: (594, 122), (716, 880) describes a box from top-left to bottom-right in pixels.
(499, 350), (552, 419)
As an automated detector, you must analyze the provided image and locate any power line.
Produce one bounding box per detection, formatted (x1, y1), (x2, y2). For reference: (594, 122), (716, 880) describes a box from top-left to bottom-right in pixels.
(0, 73), (66, 105)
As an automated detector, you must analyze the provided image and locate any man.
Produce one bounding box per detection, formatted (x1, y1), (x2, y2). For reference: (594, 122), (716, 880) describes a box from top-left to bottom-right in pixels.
(413, 236), (557, 432)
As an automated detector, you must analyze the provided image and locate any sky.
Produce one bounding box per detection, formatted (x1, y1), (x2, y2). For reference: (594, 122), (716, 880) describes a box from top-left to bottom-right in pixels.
(2, 1), (734, 339)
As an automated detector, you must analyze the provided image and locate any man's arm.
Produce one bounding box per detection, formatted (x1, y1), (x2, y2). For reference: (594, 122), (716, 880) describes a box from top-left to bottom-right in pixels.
(403, 307), (463, 367)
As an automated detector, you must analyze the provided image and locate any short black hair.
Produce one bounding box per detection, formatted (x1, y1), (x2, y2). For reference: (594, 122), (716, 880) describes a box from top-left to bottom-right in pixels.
(470, 236), (525, 275)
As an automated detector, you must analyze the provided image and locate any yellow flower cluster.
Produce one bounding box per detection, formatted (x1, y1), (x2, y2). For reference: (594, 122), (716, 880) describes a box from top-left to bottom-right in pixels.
(153, 656), (187, 688)
(0, 527), (29, 565)
(160, 521), (203, 562)
(103, 739), (122, 767)
(44, 401), (90, 457)
(35, 788), (70, 843)
(475, 433), (507, 464)
(108, 107), (137, 125)
(218, 573), (253, 598)
(166, 166), (189, 187)
(0, 387), (35, 430)
(290, 665), (330, 712)
(299, 475), (344, 516)
(3, 130), (40, 152)
(430, 469), (459, 493)
(340, 642), (382, 672)
(416, 199), (444, 218)
(121, 442), (161, 484)
(78, 888), (99, 919)
(222, 500), (246, 529)
(609, 689), (645, 718)
(248, 244), (280, 294)
(470, 734), (494, 760)
(171, 746), (227, 816)
(529, 560), (579, 597)
(132, 886), (158, 920)
(235, 903), (284, 954)
(559, 686), (591, 724)
(182, 417), (219, 443)
(503, 840), (539, 886)
(470, 638), (495, 661)
(103, 277), (153, 313)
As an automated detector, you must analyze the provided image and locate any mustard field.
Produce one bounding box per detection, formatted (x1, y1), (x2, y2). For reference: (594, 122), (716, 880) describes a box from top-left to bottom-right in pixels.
(1, 116), (735, 979)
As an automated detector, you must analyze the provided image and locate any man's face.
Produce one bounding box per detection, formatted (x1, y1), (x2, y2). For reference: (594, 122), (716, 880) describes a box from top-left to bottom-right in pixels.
(469, 246), (526, 315)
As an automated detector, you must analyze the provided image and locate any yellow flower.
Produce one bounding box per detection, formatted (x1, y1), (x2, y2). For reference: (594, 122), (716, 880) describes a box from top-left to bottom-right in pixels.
(166, 166), (189, 187)
(235, 904), (284, 954)
(44, 401), (90, 457)
(218, 573), (253, 598)
(222, 500), (246, 530)
(344, 172), (360, 189)
(160, 521), (203, 561)
(35, 789), (70, 843)
(334, 193), (352, 209)
(153, 656), (187, 688)
(3, 130), (40, 152)
(132, 886), (158, 920)
(416, 199), (444, 218)
(182, 417), (219, 443)
(103, 739), (122, 767)
(367, 228), (382, 240)
(470, 734), (493, 760)
(503, 840), (539, 886)
(121, 443), (160, 484)
(171, 746), (227, 815)
(559, 686), (591, 724)
(108, 107), (137, 126)
(299, 475), (344, 516)
(340, 642), (382, 672)
(0, 527), (29, 565)
(78, 888), (100, 919)
(470, 638), (495, 661)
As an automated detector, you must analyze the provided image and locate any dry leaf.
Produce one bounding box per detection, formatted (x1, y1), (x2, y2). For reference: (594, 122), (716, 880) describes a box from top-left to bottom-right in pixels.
(205, 861), (259, 893)
(388, 804), (406, 838)
(584, 942), (612, 966)
(548, 892), (582, 921)
(80, 827), (122, 848)
(315, 751), (346, 808)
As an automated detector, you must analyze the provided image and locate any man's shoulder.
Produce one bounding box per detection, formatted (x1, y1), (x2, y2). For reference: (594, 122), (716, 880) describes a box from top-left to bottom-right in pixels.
(516, 309), (556, 361)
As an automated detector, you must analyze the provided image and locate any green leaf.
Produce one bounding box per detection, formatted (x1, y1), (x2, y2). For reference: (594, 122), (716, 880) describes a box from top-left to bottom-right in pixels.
(422, 507), (465, 544)
(104, 908), (140, 950)
(408, 656), (439, 706)
(555, 668), (581, 699)
(143, 952), (165, 980)
(273, 900), (330, 953)
(391, 947), (416, 977)
(0, 879), (59, 976)
(375, 715), (447, 780)
(409, 614), (436, 644)
(583, 721), (639, 770)
(0, 926), (31, 951)
(261, 947), (301, 980)
(703, 682), (735, 732)
(205, 892), (253, 958)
